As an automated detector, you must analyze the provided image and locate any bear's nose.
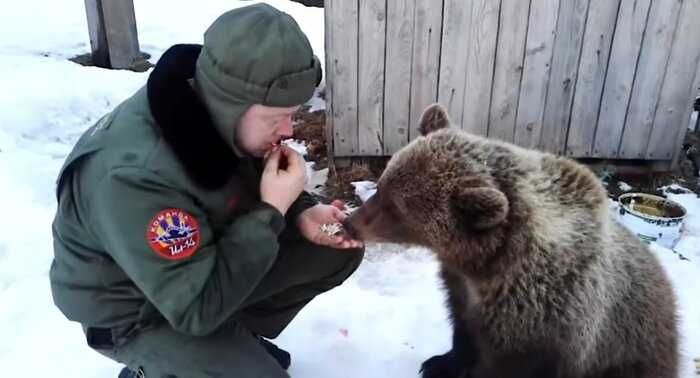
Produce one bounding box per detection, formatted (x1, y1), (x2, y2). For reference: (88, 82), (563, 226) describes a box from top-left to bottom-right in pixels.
(342, 219), (359, 239)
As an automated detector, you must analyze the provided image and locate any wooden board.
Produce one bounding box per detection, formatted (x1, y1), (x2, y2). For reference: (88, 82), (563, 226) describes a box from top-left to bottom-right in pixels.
(329, 0), (359, 157)
(358, 0), (387, 155)
(408, 0), (444, 140)
(84, 0), (110, 68)
(592, 0), (651, 158)
(437, 0), (472, 127)
(488, 0), (531, 143)
(383, 0), (416, 154)
(540, 0), (590, 154)
(513, 0), (560, 148)
(101, 0), (140, 69)
(461, 0), (501, 135)
(324, 0), (335, 165)
(619, 0), (682, 159)
(566, 0), (620, 157)
(648, 0), (700, 160)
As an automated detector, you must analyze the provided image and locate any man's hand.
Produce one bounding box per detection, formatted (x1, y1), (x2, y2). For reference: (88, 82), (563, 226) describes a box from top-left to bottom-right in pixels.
(260, 146), (306, 215)
(297, 200), (364, 249)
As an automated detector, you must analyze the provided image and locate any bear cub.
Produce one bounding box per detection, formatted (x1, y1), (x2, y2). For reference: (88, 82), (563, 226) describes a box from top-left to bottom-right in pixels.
(345, 104), (679, 378)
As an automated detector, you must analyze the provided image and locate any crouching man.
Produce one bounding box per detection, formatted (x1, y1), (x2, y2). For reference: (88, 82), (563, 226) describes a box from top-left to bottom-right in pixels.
(50, 4), (363, 377)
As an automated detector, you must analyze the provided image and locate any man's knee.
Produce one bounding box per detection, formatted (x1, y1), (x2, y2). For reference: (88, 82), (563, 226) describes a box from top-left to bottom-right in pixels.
(322, 245), (364, 286)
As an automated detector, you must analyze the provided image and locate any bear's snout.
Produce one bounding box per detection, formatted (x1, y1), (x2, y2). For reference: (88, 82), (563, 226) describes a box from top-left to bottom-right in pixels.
(342, 218), (359, 240)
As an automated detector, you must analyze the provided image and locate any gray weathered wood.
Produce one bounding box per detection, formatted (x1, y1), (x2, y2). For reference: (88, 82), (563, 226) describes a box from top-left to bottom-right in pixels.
(489, 0), (531, 142)
(383, 0), (416, 154)
(566, 0), (620, 157)
(84, 0), (110, 68)
(324, 0), (336, 168)
(100, 0), (140, 69)
(438, 0), (472, 127)
(513, 0), (560, 148)
(540, 0), (590, 154)
(592, 0), (651, 158)
(358, 0), (386, 155)
(619, 0), (682, 159)
(462, 0), (501, 135)
(329, 0), (359, 157)
(648, 0), (700, 160)
(328, 0), (693, 164)
(408, 0), (444, 140)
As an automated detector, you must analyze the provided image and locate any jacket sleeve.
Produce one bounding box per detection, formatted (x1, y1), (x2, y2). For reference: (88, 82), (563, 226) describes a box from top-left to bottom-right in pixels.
(282, 190), (318, 240)
(286, 191), (319, 222)
(87, 166), (284, 336)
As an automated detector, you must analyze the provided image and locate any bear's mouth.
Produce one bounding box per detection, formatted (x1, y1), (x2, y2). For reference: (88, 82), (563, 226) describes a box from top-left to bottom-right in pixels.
(341, 219), (360, 240)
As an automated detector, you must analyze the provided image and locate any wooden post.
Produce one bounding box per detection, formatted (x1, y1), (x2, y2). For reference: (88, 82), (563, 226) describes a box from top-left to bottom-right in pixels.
(84, 0), (141, 69)
(695, 97), (700, 135)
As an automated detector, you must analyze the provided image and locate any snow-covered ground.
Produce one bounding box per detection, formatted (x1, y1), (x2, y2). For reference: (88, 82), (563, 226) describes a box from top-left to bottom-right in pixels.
(0, 1), (698, 377)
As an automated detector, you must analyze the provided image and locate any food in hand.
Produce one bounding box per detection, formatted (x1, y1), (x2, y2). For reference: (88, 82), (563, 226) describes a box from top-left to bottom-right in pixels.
(320, 223), (344, 236)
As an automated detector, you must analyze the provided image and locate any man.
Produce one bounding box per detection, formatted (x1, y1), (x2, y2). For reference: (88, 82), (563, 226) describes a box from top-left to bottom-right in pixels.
(50, 4), (363, 378)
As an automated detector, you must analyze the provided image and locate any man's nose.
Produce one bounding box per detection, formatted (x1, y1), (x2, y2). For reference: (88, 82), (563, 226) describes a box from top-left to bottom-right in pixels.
(278, 117), (294, 137)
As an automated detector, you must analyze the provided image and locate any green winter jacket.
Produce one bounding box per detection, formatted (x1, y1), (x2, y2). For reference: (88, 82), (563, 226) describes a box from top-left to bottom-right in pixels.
(50, 5), (322, 345)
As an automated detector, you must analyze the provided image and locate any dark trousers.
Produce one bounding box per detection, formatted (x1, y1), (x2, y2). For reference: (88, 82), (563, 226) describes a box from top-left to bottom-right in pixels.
(90, 239), (363, 378)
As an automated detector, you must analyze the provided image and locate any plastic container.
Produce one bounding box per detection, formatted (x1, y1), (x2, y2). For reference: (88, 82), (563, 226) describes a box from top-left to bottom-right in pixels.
(617, 193), (687, 248)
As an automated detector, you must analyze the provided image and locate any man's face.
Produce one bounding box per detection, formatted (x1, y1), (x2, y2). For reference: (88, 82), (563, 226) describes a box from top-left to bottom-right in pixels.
(236, 104), (299, 157)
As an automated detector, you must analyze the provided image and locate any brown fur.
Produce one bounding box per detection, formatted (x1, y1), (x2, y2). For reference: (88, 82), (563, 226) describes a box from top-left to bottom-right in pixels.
(346, 104), (679, 378)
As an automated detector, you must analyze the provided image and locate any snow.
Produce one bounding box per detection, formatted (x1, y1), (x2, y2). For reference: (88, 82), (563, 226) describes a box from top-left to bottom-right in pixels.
(0, 1), (698, 377)
(617, 181), (633, 192)
(351, 181), (378, 203)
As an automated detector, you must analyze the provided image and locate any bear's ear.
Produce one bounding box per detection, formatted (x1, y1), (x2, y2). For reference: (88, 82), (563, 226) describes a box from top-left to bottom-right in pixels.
(453, 187), (509, 229)
(418, 103), (451, 136)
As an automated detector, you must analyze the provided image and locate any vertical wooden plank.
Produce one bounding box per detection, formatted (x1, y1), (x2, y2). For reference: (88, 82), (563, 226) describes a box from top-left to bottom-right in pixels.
(358, 0), (387, 155)
(324, 0), (335, 164)
(101, 0), (140, 69)
(408, 0), (444, 140)
(513, 0), (560, 148)
(462, 0), (501, 135)
(488, 0), (531, 142)
(566, 0), (620, 157)
(648, 0), (700, 160)
(619, 0), (683, 159)
(330, 0), (359, 157)
(592, 0), (651, 158)
(540, 0), (590, 154)
(438, 0), (472, 127)
(384, 0), (416, 154)
(84, 0), (109, 68)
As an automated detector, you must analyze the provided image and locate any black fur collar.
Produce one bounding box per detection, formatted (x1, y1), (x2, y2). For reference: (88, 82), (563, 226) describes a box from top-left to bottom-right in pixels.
(146, 44), (238, 190)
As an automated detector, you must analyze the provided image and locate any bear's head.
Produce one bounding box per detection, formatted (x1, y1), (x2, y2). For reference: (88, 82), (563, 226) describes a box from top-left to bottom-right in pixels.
(345, 104), (515, 266)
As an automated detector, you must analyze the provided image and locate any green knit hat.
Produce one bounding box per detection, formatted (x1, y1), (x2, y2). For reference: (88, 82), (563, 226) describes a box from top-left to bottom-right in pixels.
(194, 3), (322, 153)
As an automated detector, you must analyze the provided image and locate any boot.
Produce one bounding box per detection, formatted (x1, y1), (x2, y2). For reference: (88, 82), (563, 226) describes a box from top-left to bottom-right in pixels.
(118, 367), (143, 378)
(118, 367), (136, 378)
(257, 336), (291, 370)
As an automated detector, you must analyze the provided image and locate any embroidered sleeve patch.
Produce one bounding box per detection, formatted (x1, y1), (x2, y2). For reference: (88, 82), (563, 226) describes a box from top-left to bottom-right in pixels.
(146, 209), (200, 260)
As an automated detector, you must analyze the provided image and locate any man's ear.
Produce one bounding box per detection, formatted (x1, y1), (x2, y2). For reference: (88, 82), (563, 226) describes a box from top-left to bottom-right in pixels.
(418, 103), (451, 136)
(453, 187), (509, 229)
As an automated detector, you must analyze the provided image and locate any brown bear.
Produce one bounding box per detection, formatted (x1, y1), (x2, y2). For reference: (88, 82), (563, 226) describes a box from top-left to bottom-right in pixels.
(345, 104), (679, 378)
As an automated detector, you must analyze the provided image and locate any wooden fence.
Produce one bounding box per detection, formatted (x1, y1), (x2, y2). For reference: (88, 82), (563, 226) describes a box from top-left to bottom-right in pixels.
(324, 0), (700, 165)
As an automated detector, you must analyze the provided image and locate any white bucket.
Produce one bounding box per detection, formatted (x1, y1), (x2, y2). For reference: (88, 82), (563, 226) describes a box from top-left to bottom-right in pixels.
(617, 193), (687, 248)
